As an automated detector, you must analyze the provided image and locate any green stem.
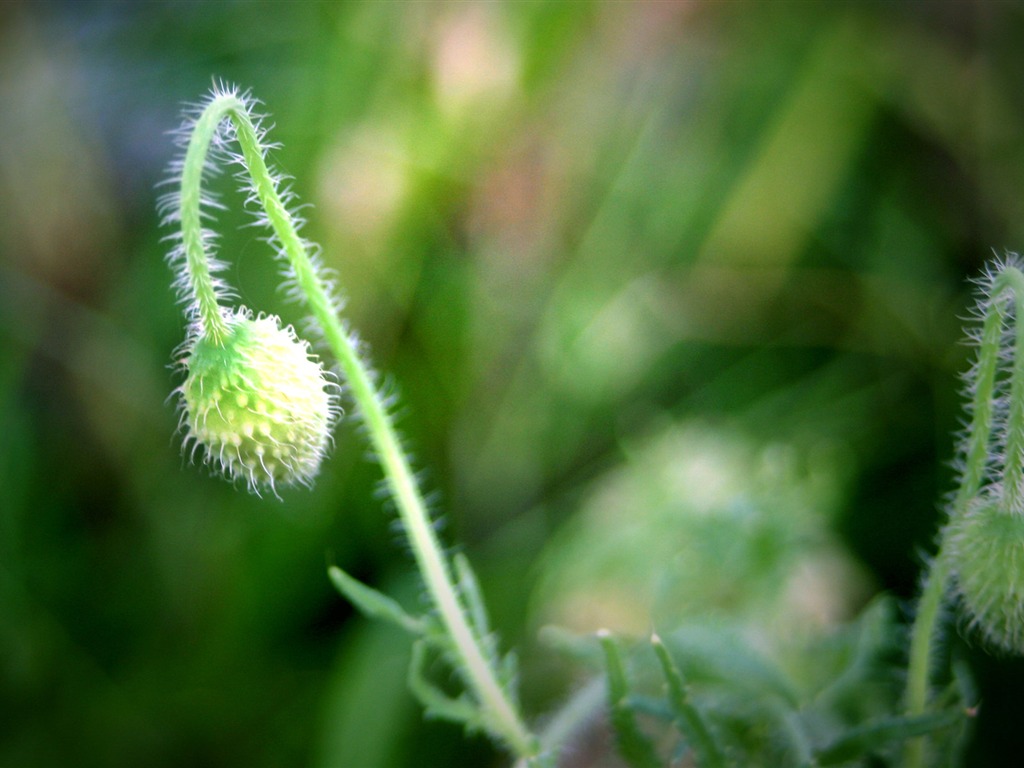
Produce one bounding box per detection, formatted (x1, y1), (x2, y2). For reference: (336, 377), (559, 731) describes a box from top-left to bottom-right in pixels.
(903, 553), (951, 768)
(904, 264), (1024, 768)
(1001, 270), (1024, 511)
(178, 90), (536, 760)
(179, 95), (238, 343)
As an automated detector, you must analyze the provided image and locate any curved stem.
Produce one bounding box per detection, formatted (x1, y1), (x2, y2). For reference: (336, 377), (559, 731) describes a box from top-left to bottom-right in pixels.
(179, 95), (237, 343)
(904, 263), (1024, 768)
(179, 90), (537, 760)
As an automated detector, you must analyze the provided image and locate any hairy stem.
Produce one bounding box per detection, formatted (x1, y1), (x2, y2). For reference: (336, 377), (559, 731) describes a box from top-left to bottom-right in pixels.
(904, 263), (1024, 767)
(179, 89), (537, 759)
(179, 95), (238, 343)
(1001, 269), (1024, 511)
(903, 553), (951, 768)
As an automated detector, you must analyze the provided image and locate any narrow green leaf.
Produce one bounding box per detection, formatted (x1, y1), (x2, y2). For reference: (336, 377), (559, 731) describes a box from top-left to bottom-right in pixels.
(815, 709), (962, 765)
(328, 565), (424, 635)
(651, 634), (725, 768)
(407, 639), (486, 732)
(951, 658), (978, 714)
(453, 552), (496, 656)
(663, 623), (800, 708)
(598, 631), (661, 768)
(500, 650), (520, 693)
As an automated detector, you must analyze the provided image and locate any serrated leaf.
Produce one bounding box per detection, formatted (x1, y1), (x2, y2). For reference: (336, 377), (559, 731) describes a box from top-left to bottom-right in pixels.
(328, 565), (424, 635)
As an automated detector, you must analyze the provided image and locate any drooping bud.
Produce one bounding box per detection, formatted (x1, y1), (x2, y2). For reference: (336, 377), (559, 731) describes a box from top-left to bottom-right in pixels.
(948, 497), (1024, 654)
(941, 258), (1024, 652)
(180, 310), (334, 491)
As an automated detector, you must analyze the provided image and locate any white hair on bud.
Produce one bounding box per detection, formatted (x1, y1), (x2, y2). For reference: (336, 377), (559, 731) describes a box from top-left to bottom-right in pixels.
(178, 308), (339, 495)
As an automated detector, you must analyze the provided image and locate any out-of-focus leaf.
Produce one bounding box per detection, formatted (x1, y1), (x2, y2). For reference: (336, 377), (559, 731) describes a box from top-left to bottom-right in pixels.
(814, 710), (963, 765)
(598, 632), (661, 768)
(328, 566), (424, 635)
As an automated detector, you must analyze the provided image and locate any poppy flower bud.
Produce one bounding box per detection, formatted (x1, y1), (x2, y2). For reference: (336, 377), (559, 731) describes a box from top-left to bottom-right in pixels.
(180, 310), (334, 491)
(948, 497), (1024, 653)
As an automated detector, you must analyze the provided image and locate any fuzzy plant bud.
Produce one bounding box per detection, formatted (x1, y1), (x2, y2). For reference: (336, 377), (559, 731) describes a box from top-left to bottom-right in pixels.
(180, 310), (334, 491)
(943, 257), (1024, 654)
(948, 497), (1024, 653)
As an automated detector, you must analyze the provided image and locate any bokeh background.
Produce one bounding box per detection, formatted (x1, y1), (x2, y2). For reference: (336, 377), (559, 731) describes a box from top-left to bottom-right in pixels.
(3, 1), (1024, 766)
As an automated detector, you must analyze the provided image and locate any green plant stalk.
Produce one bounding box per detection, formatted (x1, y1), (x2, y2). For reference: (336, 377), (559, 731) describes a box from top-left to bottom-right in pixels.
(904, 265), (1024, 767)
(651, 634), (724, 768)
(1000, 270), (1024, 510)
(179, 91), (537, 760)
(179, 97), (233, 343)
(902, 554), (951, 768)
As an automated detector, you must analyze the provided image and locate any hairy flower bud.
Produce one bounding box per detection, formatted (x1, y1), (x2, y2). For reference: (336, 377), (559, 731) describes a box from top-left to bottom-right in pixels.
(948, 497), (1024, 653)
(180, 310), (334, 491)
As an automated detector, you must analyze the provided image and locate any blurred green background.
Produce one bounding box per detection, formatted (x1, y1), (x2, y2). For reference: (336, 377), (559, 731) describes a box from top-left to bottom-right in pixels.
(3, 1), (1024, 766)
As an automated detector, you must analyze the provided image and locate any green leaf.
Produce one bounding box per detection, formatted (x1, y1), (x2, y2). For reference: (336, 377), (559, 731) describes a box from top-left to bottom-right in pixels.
(407, 639), (488, 733)
(814, 709), (963, 765)
(661, 623), (800, 708)
(599, 631), (661, 768)
(651, 633), (725, 768)
(328, 565), (424, 635)
(453, 552), (496, 657)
